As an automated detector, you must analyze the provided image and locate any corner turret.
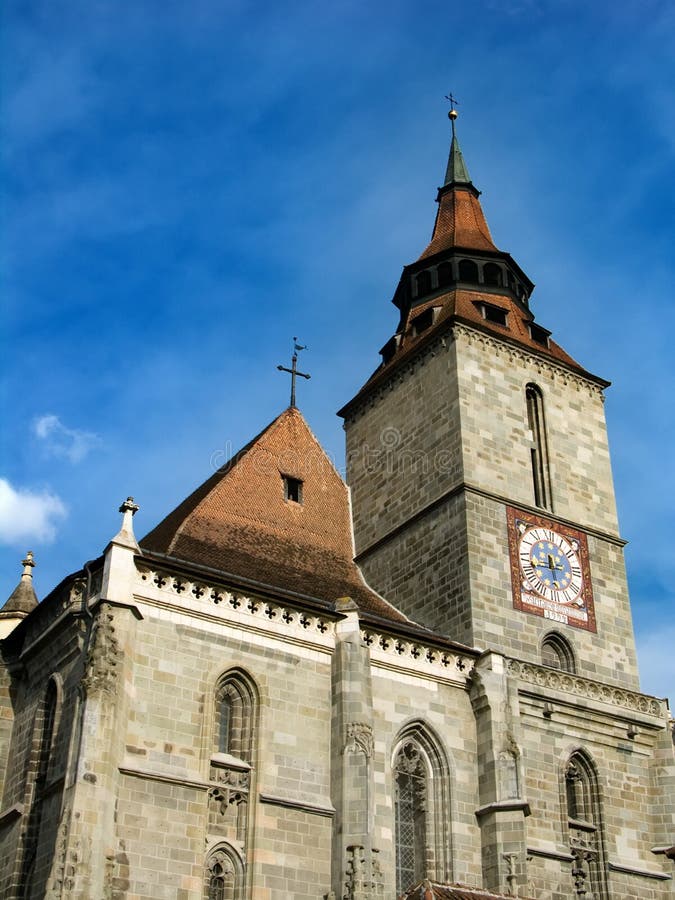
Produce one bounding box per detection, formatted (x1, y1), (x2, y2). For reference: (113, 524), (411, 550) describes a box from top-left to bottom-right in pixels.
(0, 551), (38, 638)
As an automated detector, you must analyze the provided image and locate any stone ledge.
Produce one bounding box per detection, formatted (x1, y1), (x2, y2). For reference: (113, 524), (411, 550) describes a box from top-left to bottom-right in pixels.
(527, 845), (574, 863)
(259, 792), (335, 818)
(475, 799), (531, 818)
(119, 764), (209, 791)
(609, 861), (671, 881)
(0, 803), (24, 829)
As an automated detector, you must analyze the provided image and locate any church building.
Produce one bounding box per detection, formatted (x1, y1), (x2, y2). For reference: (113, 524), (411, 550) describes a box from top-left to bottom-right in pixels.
(1, 108), (673, 900)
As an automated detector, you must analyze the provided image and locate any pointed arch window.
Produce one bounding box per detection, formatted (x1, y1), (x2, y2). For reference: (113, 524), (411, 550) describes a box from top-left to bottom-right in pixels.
(563, 751), (608, 899)
(21, 677), (62, 897)
(526, 384), (552, 509)
(204, 846), (241, 900)
(542, 632), (576, 673)
(393, 724), (452, 896)
(214, 670), (256, 761)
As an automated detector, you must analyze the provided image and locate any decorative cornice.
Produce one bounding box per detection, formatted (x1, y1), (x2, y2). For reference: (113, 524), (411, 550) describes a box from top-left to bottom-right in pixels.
(136, 564), (335, 644)
(361, 627), (473, 683)
(506, 659), (665, 717)
(452, 322), (607, 395)
(341, 318), (606, 423)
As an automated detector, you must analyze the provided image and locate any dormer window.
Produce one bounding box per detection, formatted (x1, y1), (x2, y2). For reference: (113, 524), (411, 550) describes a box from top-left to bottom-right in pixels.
(529, 323), (551, 347)
(283, 475), (303, 504)
(478, 301), (508, 327)
(380, 334), (401, 364)
(411, 306), (439, 336)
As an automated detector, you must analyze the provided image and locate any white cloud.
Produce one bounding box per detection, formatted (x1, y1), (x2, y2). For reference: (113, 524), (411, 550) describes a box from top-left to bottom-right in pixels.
(33, 414), (100, 463)
(636, 625), (675, 707)
(0, 478), (67, 545)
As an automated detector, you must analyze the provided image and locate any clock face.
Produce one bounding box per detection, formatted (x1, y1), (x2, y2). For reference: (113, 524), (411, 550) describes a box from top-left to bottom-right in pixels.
(507, 507), (596, 632)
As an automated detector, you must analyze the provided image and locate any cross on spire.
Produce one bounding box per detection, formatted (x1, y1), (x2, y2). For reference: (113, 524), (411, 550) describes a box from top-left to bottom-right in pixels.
(444, 91), (460, 135)
(277, 338), (311, 408)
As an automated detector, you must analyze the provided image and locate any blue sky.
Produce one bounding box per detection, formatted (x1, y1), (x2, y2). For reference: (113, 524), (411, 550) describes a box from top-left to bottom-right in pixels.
(1, 0), (673, 702)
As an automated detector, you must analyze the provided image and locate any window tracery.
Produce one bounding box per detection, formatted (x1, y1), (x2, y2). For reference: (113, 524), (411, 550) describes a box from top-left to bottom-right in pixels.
(393, 724), (452, 896)
(563, 751), (608, 899)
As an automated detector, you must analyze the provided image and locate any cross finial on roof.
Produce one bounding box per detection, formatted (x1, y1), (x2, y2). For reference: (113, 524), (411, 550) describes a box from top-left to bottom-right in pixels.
(444, 91), (459, 135)
(277, 338), (311, 408)
(22, 550), (35, 573)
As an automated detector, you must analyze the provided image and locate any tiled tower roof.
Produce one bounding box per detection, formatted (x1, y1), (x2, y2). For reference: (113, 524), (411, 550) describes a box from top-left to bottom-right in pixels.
(339, 110), (608, 418)
(141, 406), (407, 622)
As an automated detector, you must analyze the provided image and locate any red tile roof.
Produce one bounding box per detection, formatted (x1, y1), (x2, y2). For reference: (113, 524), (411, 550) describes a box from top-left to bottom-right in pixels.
(400, 881), (536, 900)
(340, 288), (606, 418)
(419, 187), (498, 259)
(140, 407), (408, 622)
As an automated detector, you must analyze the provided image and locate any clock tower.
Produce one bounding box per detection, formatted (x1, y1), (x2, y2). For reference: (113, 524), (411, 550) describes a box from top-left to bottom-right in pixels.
(339, 108), (639, 691)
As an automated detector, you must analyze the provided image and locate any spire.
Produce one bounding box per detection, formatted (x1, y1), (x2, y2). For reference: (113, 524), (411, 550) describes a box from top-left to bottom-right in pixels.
(1, 551), (39, 629)
(443, 105), (472, 187)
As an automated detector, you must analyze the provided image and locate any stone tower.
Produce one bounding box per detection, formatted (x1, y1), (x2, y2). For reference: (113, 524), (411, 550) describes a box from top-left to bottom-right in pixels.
(339, 108), (639, 691)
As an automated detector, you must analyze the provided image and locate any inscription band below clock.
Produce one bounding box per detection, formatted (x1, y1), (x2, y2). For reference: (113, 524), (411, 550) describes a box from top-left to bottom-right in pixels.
(507, 506), (597, 633)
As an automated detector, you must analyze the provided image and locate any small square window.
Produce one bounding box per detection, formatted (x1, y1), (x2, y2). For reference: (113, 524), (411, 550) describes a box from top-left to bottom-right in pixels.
(283, 476), (303, 503)
(529, 323), (551, 346)
(481, 303), (508, 327)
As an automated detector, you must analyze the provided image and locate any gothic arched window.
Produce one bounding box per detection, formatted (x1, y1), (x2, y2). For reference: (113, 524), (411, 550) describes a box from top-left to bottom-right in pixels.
(393, 724), (452, 896)
(214, 670), (256, 761)
(563, 751), (608, 899)
(204, 845), (241, 900)
(542, 632), (576, 673)
(525, 383), (552, 509)
(21, 677), (61, 897)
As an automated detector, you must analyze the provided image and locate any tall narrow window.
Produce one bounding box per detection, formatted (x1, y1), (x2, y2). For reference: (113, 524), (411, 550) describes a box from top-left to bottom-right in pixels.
(21, 678), (60, 898)
(564, 751), (608, 899)
(526, 384), (552, 509)
(395, 742), (427, 894)
(393, 724), (452, 896)
(214, 674), (255, 761)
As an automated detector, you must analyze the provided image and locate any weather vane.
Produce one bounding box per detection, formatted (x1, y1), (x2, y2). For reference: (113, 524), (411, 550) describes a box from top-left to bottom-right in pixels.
(277, 338), (311, 408)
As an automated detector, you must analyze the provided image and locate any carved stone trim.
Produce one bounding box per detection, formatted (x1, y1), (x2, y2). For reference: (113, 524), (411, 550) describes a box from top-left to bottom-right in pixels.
(344, 722), (374, 758)
(506, 659), (664, 716)
(343, 845), (384, 899)
(81, 603), (119, 696)
(136, 565), (334, 641)
(361, 628), (472, 681)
